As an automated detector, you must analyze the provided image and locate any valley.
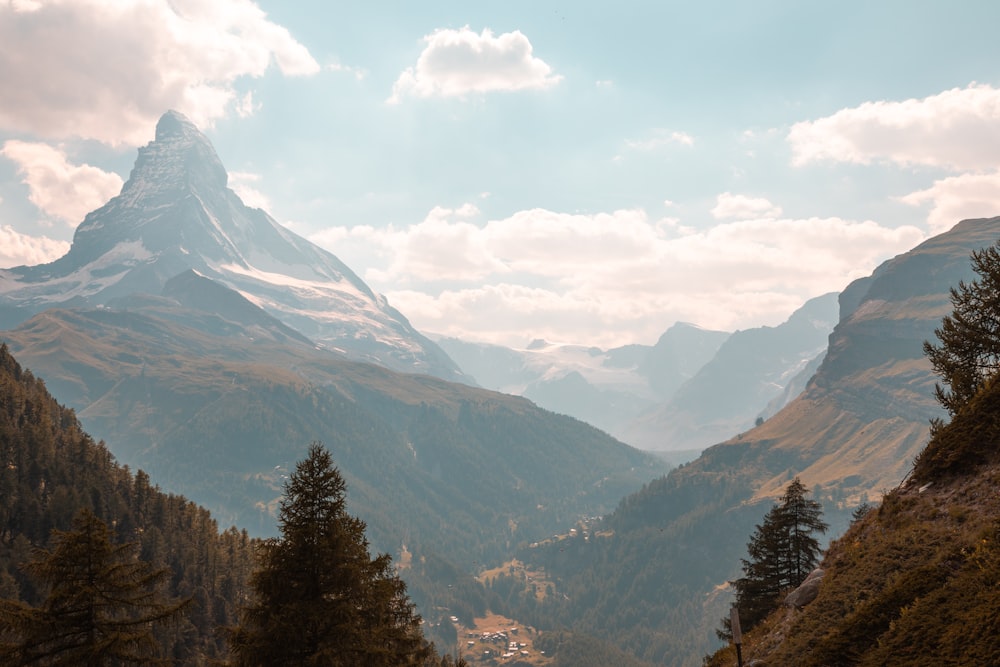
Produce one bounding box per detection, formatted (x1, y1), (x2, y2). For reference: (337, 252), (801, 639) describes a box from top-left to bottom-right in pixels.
(3, 107), (1000, 666)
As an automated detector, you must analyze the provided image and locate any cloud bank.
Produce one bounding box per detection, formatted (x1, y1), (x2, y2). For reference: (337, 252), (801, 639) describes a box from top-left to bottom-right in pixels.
(388, 27), (562, 103)
(711, 193), (783, 220)
(311, 205), (926, 348)
(899, 171), (1000, 234)
(0, 225), (69, 268)
(789, 83), (1000, 232)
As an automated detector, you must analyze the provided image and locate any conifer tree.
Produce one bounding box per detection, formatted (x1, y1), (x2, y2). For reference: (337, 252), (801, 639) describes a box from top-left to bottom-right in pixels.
(227, 442), (431, 666)
(779, 478), (827, 585)
(0, 508), (190, 666)
(728, 478), (827, 632)
(923, 240), (1000, 422)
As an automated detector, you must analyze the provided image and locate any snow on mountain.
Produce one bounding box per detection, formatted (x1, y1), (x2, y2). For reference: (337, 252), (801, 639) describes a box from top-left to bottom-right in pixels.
(0, 110), (464, 380)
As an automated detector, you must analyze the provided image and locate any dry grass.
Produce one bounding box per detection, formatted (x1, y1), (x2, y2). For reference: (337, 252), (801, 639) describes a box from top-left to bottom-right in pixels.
(708, 460), (1000, 666)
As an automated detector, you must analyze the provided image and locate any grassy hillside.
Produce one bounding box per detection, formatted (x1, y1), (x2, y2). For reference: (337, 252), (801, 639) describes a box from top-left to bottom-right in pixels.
(708, 374), (1000, 666)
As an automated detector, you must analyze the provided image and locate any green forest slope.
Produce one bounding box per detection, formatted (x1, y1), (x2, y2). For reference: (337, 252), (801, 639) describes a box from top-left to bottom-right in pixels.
(0, 342), (256, 663)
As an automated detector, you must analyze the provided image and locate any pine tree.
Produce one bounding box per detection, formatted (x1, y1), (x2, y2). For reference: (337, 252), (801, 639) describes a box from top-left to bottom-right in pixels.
(227, 442), (431, 666)
(779, 478), (827, 585)
(923, 241), (1000, 421)
(0, 508), (190, 666)
(728, 478), (827, 632)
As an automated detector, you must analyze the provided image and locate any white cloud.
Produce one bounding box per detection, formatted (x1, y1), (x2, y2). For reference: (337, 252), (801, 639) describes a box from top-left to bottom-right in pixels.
(388, 27), (562, 104)
(1, 141), (123, 225)
(788, 83), (1000, 170)
(899, 171), (1000, 234)
(309, 205), (925, 347)
(229, 171), (271, 211)
(234, 91), (261, 118)
(329, 61), (367, 80)
(0, 0), (319, 146)
(624, 129), (695, 151)
(0, 225), (69, 268)
(711, 192), (783, 219)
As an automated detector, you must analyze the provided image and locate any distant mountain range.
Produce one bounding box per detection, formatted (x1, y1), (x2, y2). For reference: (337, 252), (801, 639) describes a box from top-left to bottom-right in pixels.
(434, 323), (728, 446)
(0, 110), (463, 381)
(436, 292), (838, 455)
(0, 110), (846, 462)
(623, 292), (839, 451)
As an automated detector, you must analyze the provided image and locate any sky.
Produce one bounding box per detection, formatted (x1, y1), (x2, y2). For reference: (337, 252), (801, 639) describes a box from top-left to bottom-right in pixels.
(3, 1), (1000, 349)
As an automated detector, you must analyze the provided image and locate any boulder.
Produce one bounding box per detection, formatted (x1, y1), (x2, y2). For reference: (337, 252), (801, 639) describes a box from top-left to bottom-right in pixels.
(785, 568), (825, 609)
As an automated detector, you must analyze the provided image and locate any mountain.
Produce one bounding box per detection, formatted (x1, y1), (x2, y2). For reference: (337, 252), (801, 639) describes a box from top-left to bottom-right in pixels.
(503, 217), (1000, 666)
(737, 219), (1000, 502)
(435, 323), (731, 444)
(622, 321), (734, 399)
(0, 110), (463, 380)
(623, 292), (839, 451)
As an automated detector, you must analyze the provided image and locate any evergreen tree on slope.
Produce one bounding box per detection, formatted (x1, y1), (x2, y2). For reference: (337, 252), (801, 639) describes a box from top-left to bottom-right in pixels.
(226, 442), (430, 666)
(923, 240), (1000, 423)
(729, 478), (827, 632)
(0, 508), (189, 666)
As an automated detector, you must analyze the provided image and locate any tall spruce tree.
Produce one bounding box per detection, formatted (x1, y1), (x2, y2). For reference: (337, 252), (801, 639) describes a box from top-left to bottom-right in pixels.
(923, 240), (1000, 423)
(729, 478), (827, 632)
(226, 442), (431, 666)
(0, 508), (190, 666)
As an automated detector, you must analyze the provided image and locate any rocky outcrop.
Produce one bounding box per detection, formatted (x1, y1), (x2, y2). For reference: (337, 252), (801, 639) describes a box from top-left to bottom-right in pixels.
(784, 568), (824, 609)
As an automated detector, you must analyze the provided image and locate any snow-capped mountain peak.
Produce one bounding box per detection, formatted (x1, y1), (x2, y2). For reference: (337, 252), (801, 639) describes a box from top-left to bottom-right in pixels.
(0, 111), (464, 380)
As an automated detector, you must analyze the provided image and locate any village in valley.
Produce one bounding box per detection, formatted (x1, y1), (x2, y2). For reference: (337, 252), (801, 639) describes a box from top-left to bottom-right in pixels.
(451, 612), (551, 665)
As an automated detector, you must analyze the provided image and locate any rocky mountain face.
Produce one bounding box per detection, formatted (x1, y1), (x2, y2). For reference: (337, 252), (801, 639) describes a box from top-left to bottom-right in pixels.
(0, 110), (463, 380)
(738, 218), (1000, 502)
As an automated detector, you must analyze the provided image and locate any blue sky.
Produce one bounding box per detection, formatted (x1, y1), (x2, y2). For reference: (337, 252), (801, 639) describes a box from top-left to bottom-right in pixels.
(2, 1), (1000, 347)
